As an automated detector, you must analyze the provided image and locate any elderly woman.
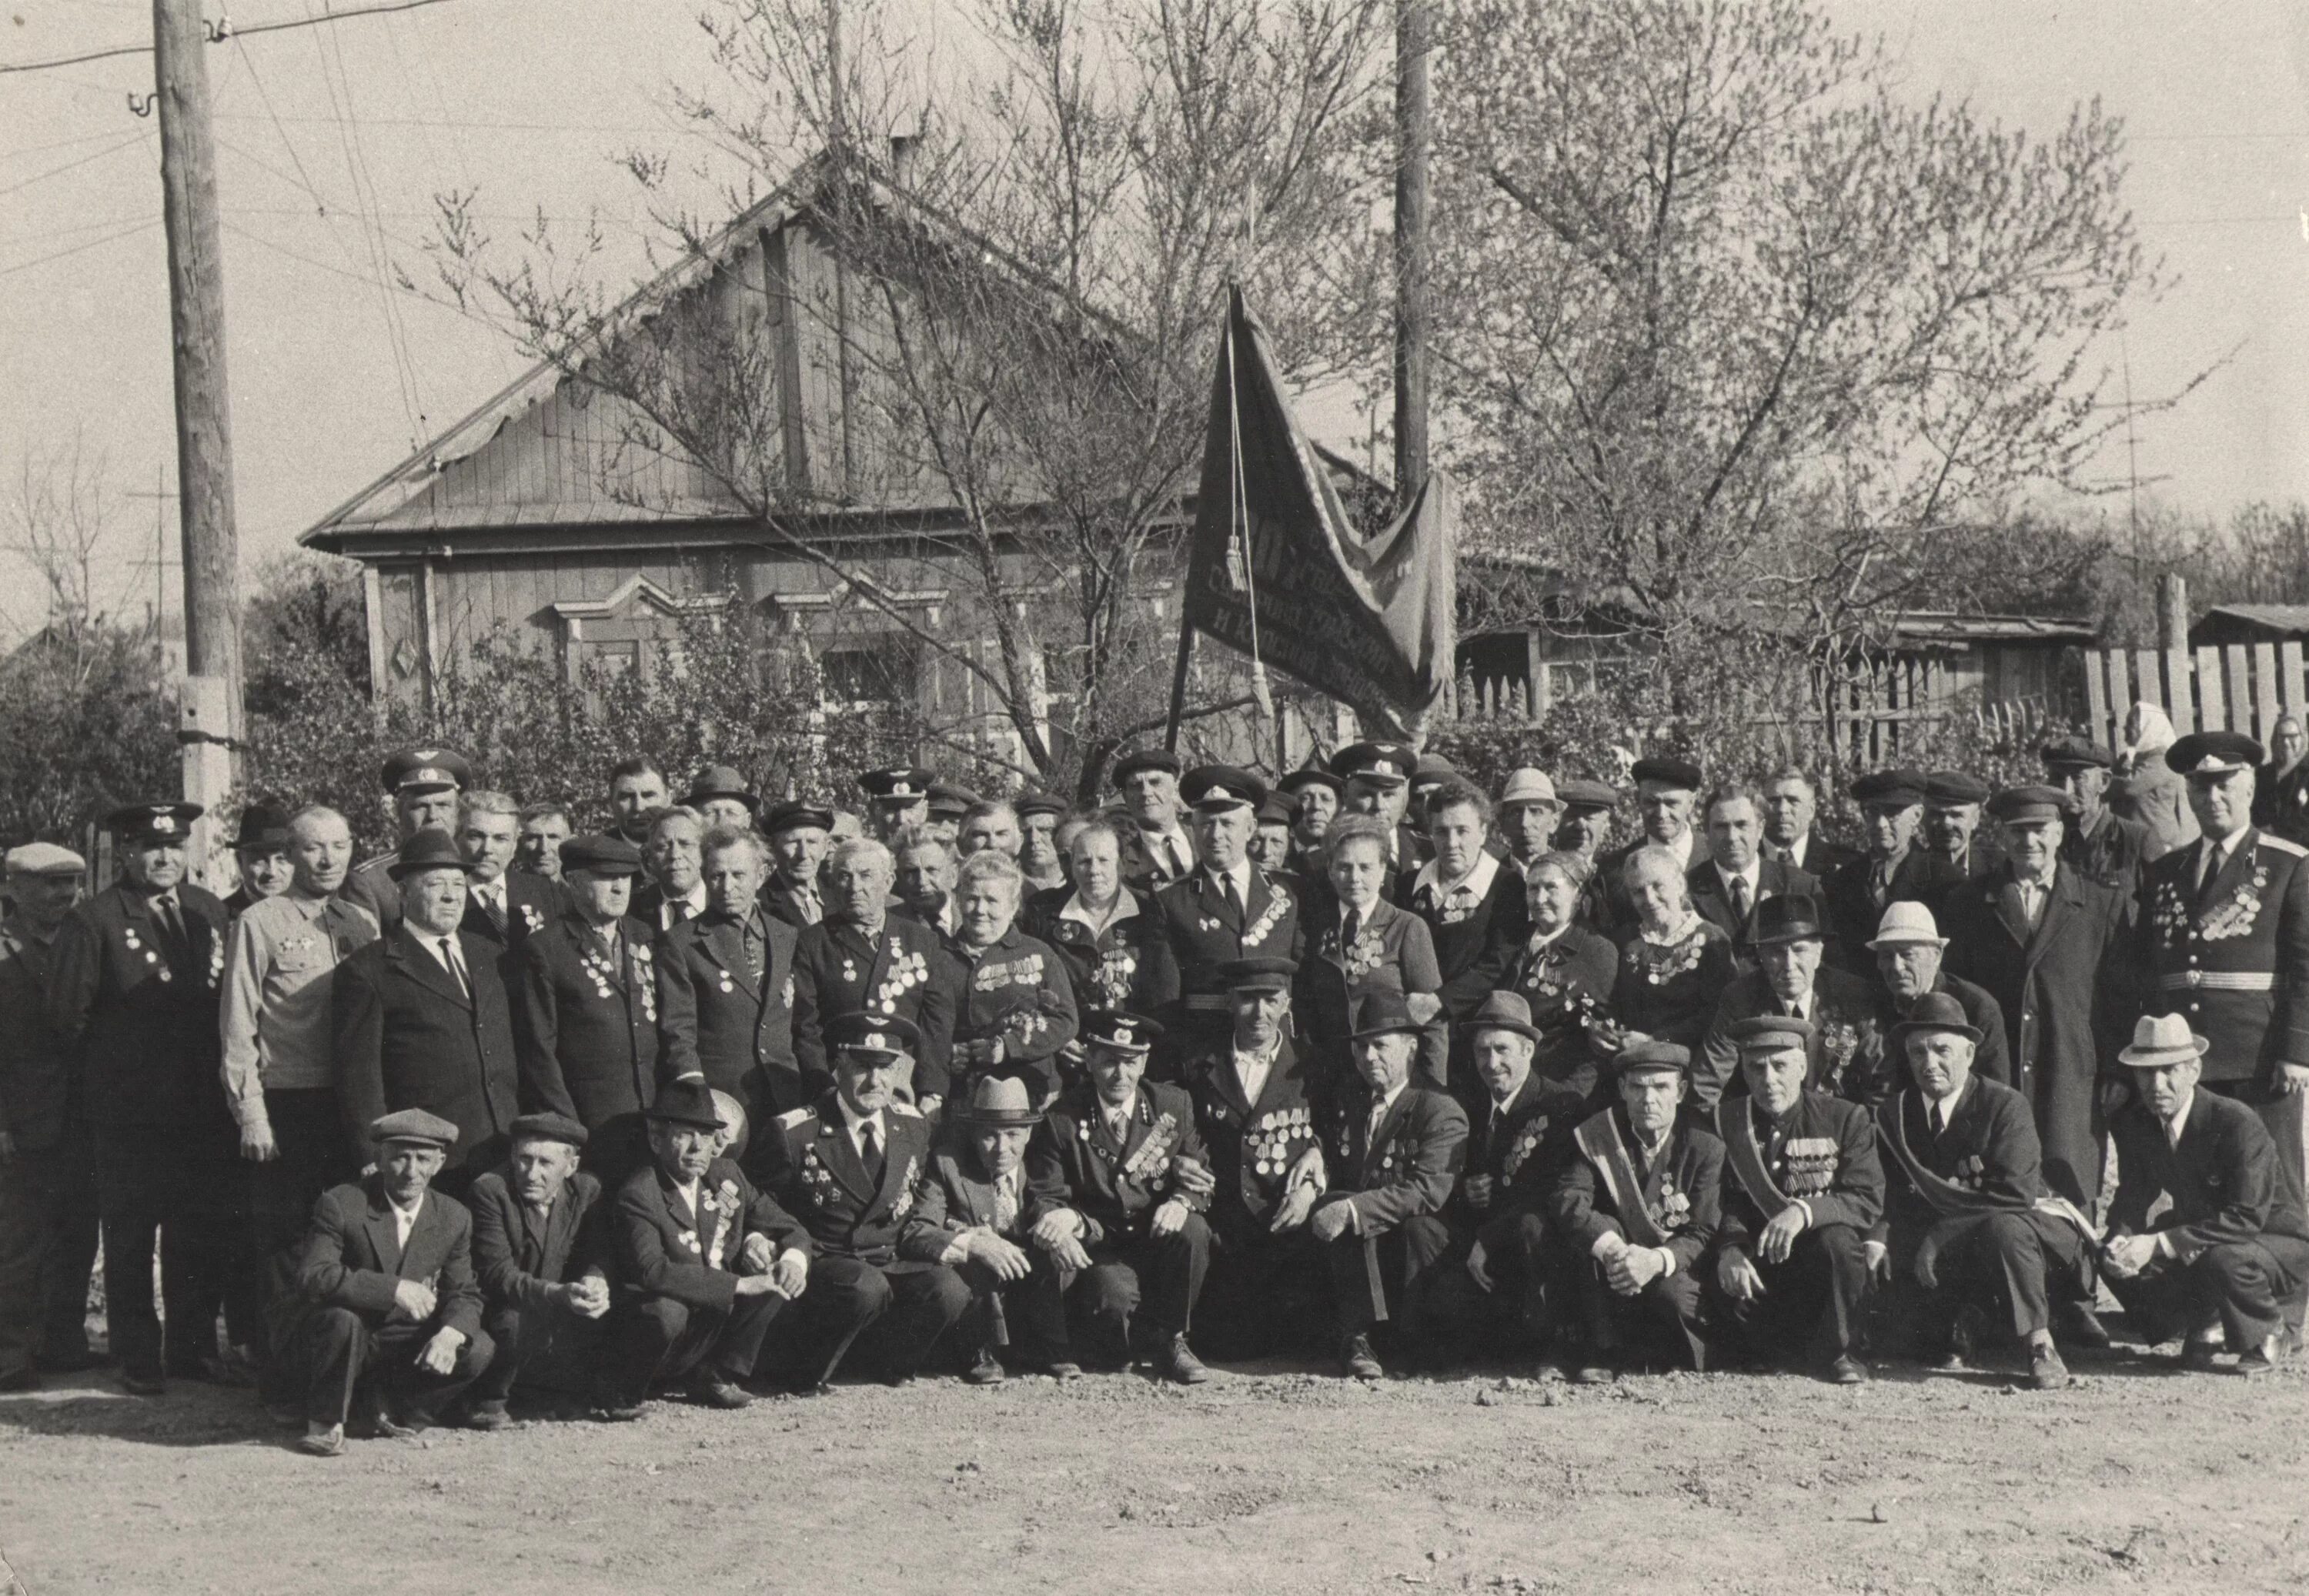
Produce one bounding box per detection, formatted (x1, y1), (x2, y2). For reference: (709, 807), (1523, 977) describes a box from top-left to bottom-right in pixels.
(1023, 819), (1178, 1039)
(945, 850), (1080, 1104)
(1602, 844), (1737, 1053)
(2114, 701), (2200, 860)
(1296, 814), (1448, 1092)
(1499, 851), (1620, 1078)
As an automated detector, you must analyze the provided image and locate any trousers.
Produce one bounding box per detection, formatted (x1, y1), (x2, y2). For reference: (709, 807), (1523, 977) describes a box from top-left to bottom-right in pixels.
(600, 1290), (783, 1406)
(0, 1140), (100, 1374)
(1711, 1222), (1871, 1363)
(773, 1256), (971, 1385)
(289, 1306), (493, 1427)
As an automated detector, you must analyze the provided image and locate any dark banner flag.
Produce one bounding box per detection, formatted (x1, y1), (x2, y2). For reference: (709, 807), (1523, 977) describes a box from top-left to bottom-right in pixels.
(1180, 288), (1456, 740)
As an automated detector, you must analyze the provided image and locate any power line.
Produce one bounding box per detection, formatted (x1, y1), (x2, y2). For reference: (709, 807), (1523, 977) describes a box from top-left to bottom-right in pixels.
(0, 130), (148, 199)
(0, 217), (160, 278)
(0, 0), (460, 76)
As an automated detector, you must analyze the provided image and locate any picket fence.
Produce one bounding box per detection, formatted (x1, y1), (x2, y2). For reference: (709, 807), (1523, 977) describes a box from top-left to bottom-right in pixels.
(2080, 640), (2309, 753)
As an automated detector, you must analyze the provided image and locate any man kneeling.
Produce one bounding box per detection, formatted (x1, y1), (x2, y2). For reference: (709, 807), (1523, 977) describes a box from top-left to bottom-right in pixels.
(464, 1112), (611, 1426)
(1873, 993), (2097, 1391)
(901, 1075), (1076, 1381)
(600, 1079), (809, 1417)
(1547, 1043), (1718, 1382)
(275, 1110), (493, 1457)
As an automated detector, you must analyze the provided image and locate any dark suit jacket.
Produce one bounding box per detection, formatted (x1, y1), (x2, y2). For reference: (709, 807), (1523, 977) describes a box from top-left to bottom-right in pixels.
(1768, 833), (1862, 878)
(1021, 886), (1179, 1023)
(1871, 1074), (2055, 1252)
(332, 924), (520, 1175)
(0, 920), (74, 1151)
(1118, 822), (1200, 890)
(1395, 853), (1531, 1023)
(754, 1093), (937, 1264)
(460, 870), (561, 952)
(466, 1167), (607, 1315)
(898, 1141), (1068, 1261)
(1712, 1088), (1883, 1254)
(1549, 1105), (1723, 1270)
(1873, 973), (2013, 1090)
(1499, 925), (1619, 1073)
(1820, 849), (1964, 967)
(512, 910), (661, 1136)
(657, 905), (801, 1115)
(2107, 1090), (2309, 1255)
(1697, 966), (1889, 1110)
(1297, 896), (1448, 1087)
(789, 917), (963, 1100)
(1036, 1080), (1211, 1240)
(1175, 1033), (1325, 1237)
(760, 876), (824, 932)
(286, 1177), (483, 1339)
(947, 927), (1080, 1101)
(2061, 808), (2152, 910)
(1686, 856), (1819, 957)
(610, 1154), (810, 1311)
(1324, 1080), (1467, 1235)
(47, 881), (232, 1144)
(1458, 1067), (1593, 1250)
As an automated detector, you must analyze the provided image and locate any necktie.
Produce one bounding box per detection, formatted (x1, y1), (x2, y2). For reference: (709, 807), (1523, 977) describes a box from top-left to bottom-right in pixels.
(1341, 907), (1362, 950)
(151, 894), (189, 969)
(1221, 870), (1245, 923)
(1168, 837), (1191, 880)
(673, 899), (697, 926)
(797, 886), (820, 925)
(2197, 841), (2227, 896)
(438, 934), (470, 995)
(1727, 875), (1751, 922)
(1928, 1103), (1946, 1138)
(858, 1119), (884, 1180)
(480, 886), (506, 931)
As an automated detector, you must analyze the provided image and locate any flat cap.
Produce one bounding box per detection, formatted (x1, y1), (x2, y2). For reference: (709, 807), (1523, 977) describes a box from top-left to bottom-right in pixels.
(684, 764), (760, 810)
(1256, 792), (1298, 827)
(1412, 752), (1459, 789)
(827, 1011), (922, 1060)
(1111, 747), (1183, 784)
(510, 1112), (589, 1147)
(381, 746), (473, 793)
(1332, 742), (1416, 786)
(1987, 785), (2074, 826)
(2039, 735), (2114, 771)
(387, 829), (475, 880)
(1220, 955), (1299, 992)
(2167, 730), (2264, 776)
(1632, 756), (1703, 791)
(1725, 1015), (1815, 1053)
(1081, 1009), (1163, 1054)
(560, 833), (646, 876)
(5, 841), (83, 878)
(644, 1077), (723, 1130)
(1014, 791), (1068, 820)
(1923, 771), (1989, 806)
(1616, 1040), (1690, 1077)
(1850, 767), (1928, 809)
(1555, 777), (1618, 813)
(858, 766), (935, 802)
(1182, 765), (1268, 813)
(371, 1108), (459, 1148)
(1278, 767), (1344, 800)
(105, 800), (202, 840)
(229, 802), (295, 851)
(927, 783), (979, 819)
(763, 800), (835, 836)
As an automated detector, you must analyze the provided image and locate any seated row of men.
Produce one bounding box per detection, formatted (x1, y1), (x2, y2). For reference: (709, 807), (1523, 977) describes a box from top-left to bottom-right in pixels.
(274, 957), (2309, 1455)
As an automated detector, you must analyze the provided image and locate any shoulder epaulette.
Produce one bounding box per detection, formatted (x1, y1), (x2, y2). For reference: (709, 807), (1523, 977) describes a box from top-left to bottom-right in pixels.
(776, 1107), (817, 1130)
(2261, 834), (2308, 859)
(890, 1100), (923, 1118)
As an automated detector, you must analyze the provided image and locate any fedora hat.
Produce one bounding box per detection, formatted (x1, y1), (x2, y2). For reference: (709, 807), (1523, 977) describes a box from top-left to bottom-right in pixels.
(1866, 901), (1947, 951)
(1350, 990), (1422, 1040)
(1463, 990), (1541, 1043)
(1752, 893), (1826, 947)
(2117, 1013), (2210, 1069)
(956, 1074), (1044, 1129)
(1890, 990), (1983, 1049)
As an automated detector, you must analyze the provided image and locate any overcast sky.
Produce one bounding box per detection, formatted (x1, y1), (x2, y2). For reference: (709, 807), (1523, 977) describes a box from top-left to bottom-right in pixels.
(4, 0), (2307, 636)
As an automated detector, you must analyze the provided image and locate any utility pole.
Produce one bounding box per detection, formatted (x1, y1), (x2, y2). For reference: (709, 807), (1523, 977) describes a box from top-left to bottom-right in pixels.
(1392, 0), (1432, 510)
(153, 0), (245, 884)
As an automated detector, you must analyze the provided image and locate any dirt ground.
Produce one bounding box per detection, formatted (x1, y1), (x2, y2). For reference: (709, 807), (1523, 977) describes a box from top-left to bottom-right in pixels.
(4, 1332), (2305, 1596)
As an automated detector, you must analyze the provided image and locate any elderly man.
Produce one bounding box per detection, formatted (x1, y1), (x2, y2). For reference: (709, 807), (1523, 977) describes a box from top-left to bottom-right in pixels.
(1332, 741), (1428, 877)
(2041, 736), (2151, 902)
(1154, 766), (1304, 1063)
(761, 800), (834, 929)
(1866, 903), (2011, 1086)
(1941, 786), (2132, 1210)
(2101, 1013), (2309, 1374)
(858, 766), (934, 843)
(685, 765), (761, 833)
(1873, 994), (2100, 1390)
(221, 806), (381, 1358)
(925, 784), (977, 850)
(1281, 768), (1342, 876)
(958, 801), (1022, 862)
(223, 803), (296, 919)
(48, 801), (239, 1395)
(790, 836), (963, 1108)
(1760, 768), (1859, 876)
(1688, 786), (1818, 958)
(341, 747), (472, 933)
(1548, 1041), (1719, 1382)
(1552, 778), (1619, 931)
(901, 1074), (1076, 1383)
(1014, 793), (1068, 892)
(1922, 772), (1994, 880)
(892, 827), (961, 942)
(1030, 1010), (1211, 1382)
(944, 851), (1078, 1103)
(659, 827), (805, 1118)
(2257, 716), (2309, 846)
(457, 790), (557, 950)
(514, 802), (573, 883)
(0, 843), (100, 1387)
(1709, 1017), (1883, 1384)
(1111, 749), (1199, 887)
(1251, 793), (1298, 876)
(1312, 992), (1469, 1380)
(754, 1014), (970, 1391)
(1699, 895), (1886, 1110)
(463, 1112), (610, 1424)
(332, 830), (520, 1197)
(1457, 992), (1591, 1354)
(2136, 731), (2309, 1211)
(1171, 957), (1328, 1357)
(602, 1079), (808, 1415)
(632, 806), (709, 932)
(1820, 768), (1963, 963)
(1404, 780), (1530, 1089)
(1591, 756), (1707, 936)
(275, 1110), (493, 1457)
(606, 757), (672, 848)
(515, 835), (661, 1184)
(1494, 769), (1563, 873)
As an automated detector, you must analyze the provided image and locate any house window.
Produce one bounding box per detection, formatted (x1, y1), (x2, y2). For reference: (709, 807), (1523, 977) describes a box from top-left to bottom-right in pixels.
(576, 639), (642, 679)
(821, 639), (917, 710)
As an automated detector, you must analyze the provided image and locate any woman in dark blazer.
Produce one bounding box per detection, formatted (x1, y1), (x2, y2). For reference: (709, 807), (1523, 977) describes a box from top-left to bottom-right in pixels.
(1297, 816), (1447, 1095)
(1022, 819), (1177, 1083)
(1499, 851), (1620, 1085)
(1602, 845), (1738, 1054)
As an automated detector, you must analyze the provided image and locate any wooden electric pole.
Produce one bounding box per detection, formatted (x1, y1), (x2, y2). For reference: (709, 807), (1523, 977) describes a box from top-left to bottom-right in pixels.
(1392, 0), (1432, 509)
(153, 0), (245, 880)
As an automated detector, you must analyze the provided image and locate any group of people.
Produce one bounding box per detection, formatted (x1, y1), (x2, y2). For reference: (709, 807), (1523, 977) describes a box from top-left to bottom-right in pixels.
(1, 716), (2305, 1457)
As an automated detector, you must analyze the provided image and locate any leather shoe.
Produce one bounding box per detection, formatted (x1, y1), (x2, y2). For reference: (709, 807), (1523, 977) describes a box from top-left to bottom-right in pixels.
(2179, 1339), (2222, 1373)
(2237, 1336), (2283, 1377)
(35, 1346), (106, 1374)
(119, 1370), (165, 1397)
(593, 1398), (647, 1421)
(689, 1376), (753, 1410)
(1566, 1363), (1614, 1386)
(1044, 1361), (1082, 1382)
(2055, 1302), (2112, 1349)
(298, 1423), (345, 1458)
(463, 1400), (512, 1431)
(1823, 1354), (1869, 1386)
(1154, 1333), (1211, 1385)
(1339, 1334), (1384, 1381)
(372, 1409), (423, 1439)
(964, 1348), (1007, 1386)
(2028, 1344), (2070, 1391)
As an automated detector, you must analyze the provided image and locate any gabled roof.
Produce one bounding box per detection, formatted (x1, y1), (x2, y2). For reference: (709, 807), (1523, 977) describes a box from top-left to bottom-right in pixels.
(2191, 603), (2309, 643)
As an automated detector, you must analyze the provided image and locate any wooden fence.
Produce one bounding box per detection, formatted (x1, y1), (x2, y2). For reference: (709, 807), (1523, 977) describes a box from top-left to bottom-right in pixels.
(2080, 641), (2309, 751)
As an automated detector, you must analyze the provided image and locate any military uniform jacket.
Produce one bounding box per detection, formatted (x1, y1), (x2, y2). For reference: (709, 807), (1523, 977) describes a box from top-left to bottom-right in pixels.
(286, 1177), (483, 1339)
(513, 910), (662, 1134)
(1459, 1067), (1591, 1246)
(332, 924), (520, 1175)
(46, 880), (231, 1141)
(1686, 857), (1820, 960)
(339, 850), (405, 934)
(1152, 865), (1302, 1023)
(948, 926), (1080, 1100)
(1176, 1033), (1325, 1234)
(897, 1142), (1068, 1262)
(1549, 1106), (1723, 1269)
(1021, 885), (1179, 1023)
(2106, 1091), (2309, 1257)
(2136, 828), (2309, 1087)
(1327, 1080), (1467, 1235)
(1035, 1080), (1211, 1241)
(790, 916), (963, 1100)
(1118, 822), (1200, 890)
(1712, 1089), (1884, 1255)
(0, 920), (75, 1151)
(466, 1167), (607, 1314)
(1500, 925), (1619, 1071)
(461, 870), (561, 952)
(754, 1093), (934, 1265)
(1697, 966), (1890, 1110)
(656, 906), (802, 1113)
(611, 1154), (810, 1312)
